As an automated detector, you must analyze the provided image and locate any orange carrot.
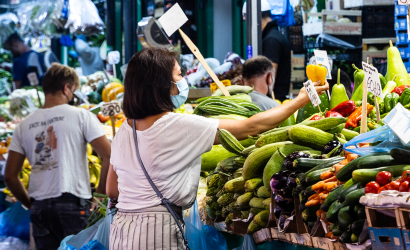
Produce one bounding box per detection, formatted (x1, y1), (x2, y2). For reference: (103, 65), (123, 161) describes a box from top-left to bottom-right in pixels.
(312, 181), (325, 191)
(306, 198), (320, 207)
(321, 170), (334, 180)
(320, 193), (329, 200)
(324, 176), (337, 183)
(325, 182), (337, 191)
(334, 164), (345, 175)
(339, 159), (349, 165)
(316, 210), (325, 217)
(346, 154), (359, 162)
(308, 193), (319, 200)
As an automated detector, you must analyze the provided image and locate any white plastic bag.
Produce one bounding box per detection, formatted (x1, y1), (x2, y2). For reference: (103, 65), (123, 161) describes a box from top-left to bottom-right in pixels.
(65, 0), (104, 36)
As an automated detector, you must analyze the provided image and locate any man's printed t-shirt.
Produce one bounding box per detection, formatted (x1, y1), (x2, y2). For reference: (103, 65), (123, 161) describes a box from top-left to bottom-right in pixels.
(9, 104), (105, 200)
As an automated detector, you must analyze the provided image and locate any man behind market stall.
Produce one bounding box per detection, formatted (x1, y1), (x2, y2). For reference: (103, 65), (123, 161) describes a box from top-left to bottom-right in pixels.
(74, 35), (104, 76)
(3, 33), (47, 89)
(4, 63), (111, 250)
(241, 56), (280, 111)
(243, 0), (291, 101)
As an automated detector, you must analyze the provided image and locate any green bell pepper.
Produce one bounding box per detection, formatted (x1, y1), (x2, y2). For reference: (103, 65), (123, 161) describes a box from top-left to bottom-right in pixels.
(399, 88), (410, 106)
(384, 93), (393, 113)
(379, 101), (385, 114)
(392, 92), (400, 108)
(352, 64), (364, 93)
(379, 74), (387, 90)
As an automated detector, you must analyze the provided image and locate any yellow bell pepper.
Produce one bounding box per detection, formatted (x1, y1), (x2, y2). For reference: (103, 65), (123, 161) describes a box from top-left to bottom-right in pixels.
(102, 82), (124, 102)
(306, 64), (327, 86)
(210, 79), (231, 93)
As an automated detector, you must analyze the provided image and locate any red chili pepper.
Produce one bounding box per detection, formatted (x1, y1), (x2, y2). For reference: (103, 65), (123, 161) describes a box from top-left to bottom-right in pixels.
(391, 85), (410, 96)
(310, 115), (323, 120)
(330, 100), (357, 117)
(345, 104), (374, 128)
(325, 111), (343, 118)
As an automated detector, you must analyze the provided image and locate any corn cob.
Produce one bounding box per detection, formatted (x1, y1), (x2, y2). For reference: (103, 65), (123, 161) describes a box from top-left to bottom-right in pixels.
(256, 186), (271, 198)
(225, 213), (234, 224)
(249, 197), (265, 209)
(236, 192), (254, 207)
(244, 178), (263, 192)
(254, 210), (270, 227)
(224, 177), (245, 193)
(217, 193), (234, 207)
(248, 220), (262, 234)
(218, 129), (245, 155)
(262, 198), (271, 210)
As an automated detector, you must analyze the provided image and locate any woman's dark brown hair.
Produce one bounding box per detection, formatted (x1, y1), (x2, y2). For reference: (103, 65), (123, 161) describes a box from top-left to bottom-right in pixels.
(123, 48), (178, 119)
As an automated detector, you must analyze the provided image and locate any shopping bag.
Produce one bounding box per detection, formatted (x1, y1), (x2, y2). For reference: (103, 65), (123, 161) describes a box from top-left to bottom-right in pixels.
(184, 200), (228, 250)
(0, 236), (30, 250)
(233, 234), (257, 250)
(0, 202), (30, 241)
(91, 208), (113, 249)
(62, 218), (103, 250)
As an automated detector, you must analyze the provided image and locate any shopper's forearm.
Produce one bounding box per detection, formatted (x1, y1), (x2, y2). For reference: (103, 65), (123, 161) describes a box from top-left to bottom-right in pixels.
(96, 156), (109, 195)
(5, 178), (31, 208)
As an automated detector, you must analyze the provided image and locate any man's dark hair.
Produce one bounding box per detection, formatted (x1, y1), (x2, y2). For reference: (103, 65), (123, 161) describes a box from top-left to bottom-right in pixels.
(262, 10), (271, 19)
(123, 48), (178, 119)
(242, 56), (274, 79)
(4, 33), (23, 48)
(42, 63), (80, 95)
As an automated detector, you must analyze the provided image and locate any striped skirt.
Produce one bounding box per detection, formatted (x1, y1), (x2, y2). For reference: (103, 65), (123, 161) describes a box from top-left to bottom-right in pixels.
(109, 206), (185, 250)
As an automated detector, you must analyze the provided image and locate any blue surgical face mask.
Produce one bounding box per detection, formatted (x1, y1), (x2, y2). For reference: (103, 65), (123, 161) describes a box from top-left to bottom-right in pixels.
(171, 78), (189, 109)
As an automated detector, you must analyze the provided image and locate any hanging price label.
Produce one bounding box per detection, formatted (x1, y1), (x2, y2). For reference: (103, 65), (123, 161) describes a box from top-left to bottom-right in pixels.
(101, 101), (121, 117)
(303, 80), (321, 107)
(362, 62), (382, 97)
(107, 51), (120, 65)
(398, 0), (410, 5)
(314, 50), (332, 79)
(27, 72), (39, 86)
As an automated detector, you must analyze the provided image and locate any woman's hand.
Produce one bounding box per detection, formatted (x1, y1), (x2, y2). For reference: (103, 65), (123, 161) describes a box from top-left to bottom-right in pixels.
(297, 81), (329, 105)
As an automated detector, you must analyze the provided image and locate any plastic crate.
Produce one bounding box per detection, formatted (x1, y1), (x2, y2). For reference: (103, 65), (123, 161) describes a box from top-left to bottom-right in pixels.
(395, 17), (407, 31)
(395, 5), (408, 17)
(303, 37), (324, 49)
(399, 46), (410, 59)
(397, 32), (409, 45)
(363, 6), (395, 38)
(406, 61), (410, 73)
(289, 26), (304, 54)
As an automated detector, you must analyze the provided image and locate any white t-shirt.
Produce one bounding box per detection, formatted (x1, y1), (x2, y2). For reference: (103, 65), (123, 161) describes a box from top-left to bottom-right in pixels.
(111, 112), (219, 210)
(9, 104), (105, 200)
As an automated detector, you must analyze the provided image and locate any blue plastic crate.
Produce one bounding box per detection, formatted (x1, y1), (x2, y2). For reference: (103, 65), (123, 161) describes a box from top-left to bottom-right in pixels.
(369, 227), (405, 250)
(399, 46), (409, 58)
(406, 61), (410, 72)
(395, 18), (407, 31)
(396, 5), (408, 16)
(397, 32), (409, 44)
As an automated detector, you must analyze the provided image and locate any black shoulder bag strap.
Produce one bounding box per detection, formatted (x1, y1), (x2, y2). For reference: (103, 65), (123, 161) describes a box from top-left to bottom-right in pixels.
(132, 120), (190, 250)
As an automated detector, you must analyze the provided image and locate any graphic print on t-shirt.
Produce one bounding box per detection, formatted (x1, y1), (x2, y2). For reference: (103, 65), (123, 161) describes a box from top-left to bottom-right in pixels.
(33, 125), (59, 173)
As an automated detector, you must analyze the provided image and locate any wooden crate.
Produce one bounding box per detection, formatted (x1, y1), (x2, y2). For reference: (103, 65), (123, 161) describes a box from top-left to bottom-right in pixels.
(303, 10), (362, 36)
(365, 206), (403, 228)
(253, 228), (271, 244)
(362, 38), (396, 61)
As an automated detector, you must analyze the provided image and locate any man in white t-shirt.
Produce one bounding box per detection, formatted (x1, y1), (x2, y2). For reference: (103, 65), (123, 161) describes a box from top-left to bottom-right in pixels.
(5, 63), (111, 250)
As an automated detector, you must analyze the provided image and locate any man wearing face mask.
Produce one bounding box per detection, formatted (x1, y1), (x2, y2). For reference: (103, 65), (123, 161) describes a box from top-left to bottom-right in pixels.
(5, 63), (112, 250)
(241, 56), (280, 111)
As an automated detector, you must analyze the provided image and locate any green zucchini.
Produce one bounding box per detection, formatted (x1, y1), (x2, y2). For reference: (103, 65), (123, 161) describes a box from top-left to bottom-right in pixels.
(332, 227), (344, 236)
(299, 158), (343, 184)
(338, 183), (363, 202)
(326, 201), (345, 223)
(357, 155), (400, 169)
(294, 156), (344, 169)
(302, 205), (321, 222)
(304, 185), (316, 197)
(390, 148), (410, 164)
(336, 154), (394, 181)
(340, 230), (352, 243)
(243, 141), (293, 180)
(343, 178), (358, 189)
(345, 188), (365, 207)
(321, 184), (344, 211)
(338, 206), (354, 229)
(357, 206), (366, 219)
(341, 129), (360, 141)
(351, 219), (365, 235)
(305, 167), (332, 186)
(326, 123), (345, 134)
(353, 165), (410, 183)
(329, 221), (338, 231)
(263, 144), (315, 190)
(255, 130), (290, 148)
(288, 125), (334, 150)
(302, 117), (348, 131)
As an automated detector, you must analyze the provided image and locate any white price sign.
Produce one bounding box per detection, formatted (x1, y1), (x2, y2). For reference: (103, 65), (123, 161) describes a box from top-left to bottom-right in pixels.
(398, 0), (410, 5)
(27, 72), (39, 86)
(158, 3), (188, 37)
(303, 80), (321, 107)
(314, 50), (332, 79)
(101, 101), (121, 117)
(362, 62), (382, 97)
(107, 51), (120, 65)
(384, 103), (410, 144)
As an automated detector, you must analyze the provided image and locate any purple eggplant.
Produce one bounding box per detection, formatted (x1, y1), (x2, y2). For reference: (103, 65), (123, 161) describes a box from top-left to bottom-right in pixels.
(278, 212), (291, 229)
(274, 193), (287, 207)
(286, 173), (298, 190)
(273, 204), (283, 219)
(270, 172), (287, 192)
(283, 152), (311, 170)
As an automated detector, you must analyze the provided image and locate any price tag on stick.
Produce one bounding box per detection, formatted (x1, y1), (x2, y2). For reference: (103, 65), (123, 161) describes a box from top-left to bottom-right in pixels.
(362, 62), (382, 122)
(303, 80), (321, 108)
(158, 3), (230, 97)
(101, 101), (121, 137)
(313, 49), (332, 101)
(107, 51), (120, 79)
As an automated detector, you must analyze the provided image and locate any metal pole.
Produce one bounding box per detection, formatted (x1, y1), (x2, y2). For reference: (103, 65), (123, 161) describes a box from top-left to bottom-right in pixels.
(106, 0), (116, 52)
(123, 0), (137, 63)
(246, 0), (261, 58)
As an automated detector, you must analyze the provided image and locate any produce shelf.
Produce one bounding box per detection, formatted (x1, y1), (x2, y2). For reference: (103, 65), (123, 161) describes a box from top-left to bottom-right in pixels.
(303, 10), (362, 36)
(362, 37), (396, 61)
(365, 206), (403, 228)
(187, 88), (211, 101)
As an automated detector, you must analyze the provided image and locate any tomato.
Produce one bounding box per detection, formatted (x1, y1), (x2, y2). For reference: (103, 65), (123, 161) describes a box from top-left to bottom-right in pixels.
(400, 181), (410, 192)
(365, 181), (380, 194)
(402, 170), (410, 182)
(375, 171), (392, 186)
(97, 112), (110, 123)
(310, 115), (323, 120)
(377, 185), (388, 194)
(389, 181), (401, 191)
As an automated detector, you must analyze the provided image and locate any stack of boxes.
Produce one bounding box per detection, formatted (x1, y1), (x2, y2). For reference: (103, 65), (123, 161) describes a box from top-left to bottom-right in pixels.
(395, 3), (410, 72)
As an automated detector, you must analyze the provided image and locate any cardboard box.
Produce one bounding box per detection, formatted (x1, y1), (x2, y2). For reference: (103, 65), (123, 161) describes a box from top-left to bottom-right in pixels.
(333, 242), (349, 250)
(253, 228), (271, 244)
(290, 233), (314, 246)
(277, 231), (292, 242)
(368, 227), (405, 250)
(365, 206), (402, 228)
(270, 228), (279, 240)
(312, 237), (335, 250)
